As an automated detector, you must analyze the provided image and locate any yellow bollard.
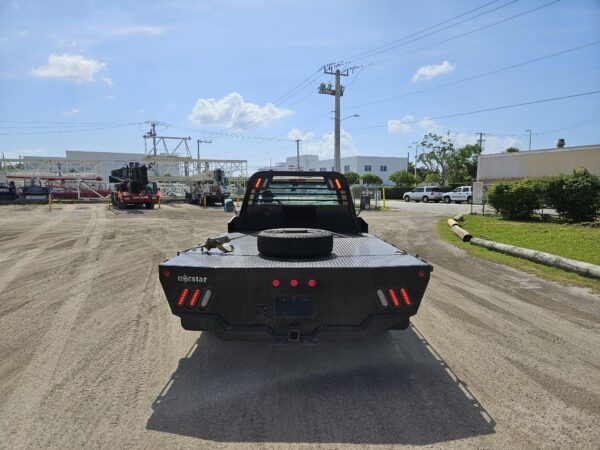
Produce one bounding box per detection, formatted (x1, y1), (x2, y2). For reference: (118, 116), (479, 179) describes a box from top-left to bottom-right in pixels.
(107, 195), (111, 210)
(382, 187), (386, 209)
(237, 196), (240, 207)
(203, 193), (207, 209)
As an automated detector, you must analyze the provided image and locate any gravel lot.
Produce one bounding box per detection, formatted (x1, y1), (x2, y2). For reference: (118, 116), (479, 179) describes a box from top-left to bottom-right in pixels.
(0, 202), (598, 449)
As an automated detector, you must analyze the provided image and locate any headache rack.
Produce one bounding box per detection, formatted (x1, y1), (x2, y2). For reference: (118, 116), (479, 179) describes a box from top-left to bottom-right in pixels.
(228, 171), (368, 234)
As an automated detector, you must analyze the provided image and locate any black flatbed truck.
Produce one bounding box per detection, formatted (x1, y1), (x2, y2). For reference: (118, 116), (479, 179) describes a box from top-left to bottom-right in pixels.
(159, 171), (432, 343)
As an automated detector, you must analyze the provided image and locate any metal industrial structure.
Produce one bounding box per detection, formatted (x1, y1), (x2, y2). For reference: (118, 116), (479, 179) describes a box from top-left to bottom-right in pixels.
(141, 122), (248, 198)
(1, 123), (249, 201)
(0, 158), (108, 199)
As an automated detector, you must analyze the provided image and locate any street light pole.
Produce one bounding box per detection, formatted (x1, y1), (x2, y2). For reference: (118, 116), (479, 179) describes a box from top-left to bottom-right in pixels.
(525, 129), (532, 150)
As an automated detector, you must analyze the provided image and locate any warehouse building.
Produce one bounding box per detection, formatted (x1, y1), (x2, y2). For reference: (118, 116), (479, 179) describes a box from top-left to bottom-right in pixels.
(264, 154), (408, 185)
(477, 142), (600, 182)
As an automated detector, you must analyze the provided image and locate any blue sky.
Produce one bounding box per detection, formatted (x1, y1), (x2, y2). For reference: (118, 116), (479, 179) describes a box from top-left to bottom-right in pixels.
(1, 0), (599, 170)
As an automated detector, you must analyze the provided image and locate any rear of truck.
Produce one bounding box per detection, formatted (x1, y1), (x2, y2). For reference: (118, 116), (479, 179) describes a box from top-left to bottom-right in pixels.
(159, 171), (432, 342)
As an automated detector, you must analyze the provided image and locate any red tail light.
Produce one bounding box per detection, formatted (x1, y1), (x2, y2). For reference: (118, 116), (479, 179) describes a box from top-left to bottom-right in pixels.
(388, 288), (400, 307)
(254, 178), (262, 189)
(177, 288), (189, 308)
(400, 288), (412, 306)
(308, 279), (316, 287)
(290, 279), (298, 287)
(272, 279), (280, 287)
(188, 288), (201, 307)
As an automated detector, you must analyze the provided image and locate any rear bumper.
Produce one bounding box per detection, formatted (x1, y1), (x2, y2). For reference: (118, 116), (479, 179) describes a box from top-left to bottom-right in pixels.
(179, 313), (410, 343)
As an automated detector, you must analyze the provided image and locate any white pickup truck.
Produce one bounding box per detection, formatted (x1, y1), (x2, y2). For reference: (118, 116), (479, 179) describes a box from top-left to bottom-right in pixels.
(442, 186), (472, 204)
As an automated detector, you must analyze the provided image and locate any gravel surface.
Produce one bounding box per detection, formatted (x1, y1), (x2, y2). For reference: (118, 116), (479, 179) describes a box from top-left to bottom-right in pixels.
(0, 203), (598, 449)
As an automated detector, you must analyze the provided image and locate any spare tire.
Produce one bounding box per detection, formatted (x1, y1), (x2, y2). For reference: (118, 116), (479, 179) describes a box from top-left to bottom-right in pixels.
(257, 228), (333, 258)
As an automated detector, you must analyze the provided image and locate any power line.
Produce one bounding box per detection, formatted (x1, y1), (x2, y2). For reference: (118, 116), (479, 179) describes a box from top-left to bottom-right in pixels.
(347, 0), (519, 64)
(360, 0), (561, 68)
(346, 90), (600, 132)
(346, 39), (600, 111)
(0, 122), (142, 136)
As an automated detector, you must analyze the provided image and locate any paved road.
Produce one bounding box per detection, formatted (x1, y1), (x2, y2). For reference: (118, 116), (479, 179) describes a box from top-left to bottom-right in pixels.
(0, 203), (598, 449)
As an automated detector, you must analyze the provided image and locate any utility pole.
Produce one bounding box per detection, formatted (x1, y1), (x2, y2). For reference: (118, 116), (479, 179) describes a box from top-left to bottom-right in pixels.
(295, 139), (301, 170)
(196, 139), (212, 174)
(525, 129), (532, 150)
(149, 122), (157, 156)
(319, 64), (356, 172)
(477, 132), (485, 153)
(412, 141), (419, 176)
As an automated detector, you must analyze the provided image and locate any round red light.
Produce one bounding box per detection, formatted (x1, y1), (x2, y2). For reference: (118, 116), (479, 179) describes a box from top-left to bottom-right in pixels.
(418, 270), (427, 278)
(272, 279), (280, 287)
(308, 279), (316, 287)
(162, 269), (171, 278)
(290, 279), (299, 287)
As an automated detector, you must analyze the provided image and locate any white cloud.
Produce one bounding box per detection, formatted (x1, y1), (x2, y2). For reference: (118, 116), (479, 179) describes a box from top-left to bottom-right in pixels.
(388, 115), (415, 134)
(417, 117), (434, 128)
(189, 92), (292, 129)
(101, 77), (113, 86)
(61, 108), (79, 116)
(287, 128), (358, 159)
(104, 25), (164, 36)
(287, 128), (315, 142)
(31, 54), (106, 83)
(411, 61), (455, 82)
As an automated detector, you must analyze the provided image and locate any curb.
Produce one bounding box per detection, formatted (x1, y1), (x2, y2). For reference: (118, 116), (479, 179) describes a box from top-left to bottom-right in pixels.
(447, 219), (600, 280)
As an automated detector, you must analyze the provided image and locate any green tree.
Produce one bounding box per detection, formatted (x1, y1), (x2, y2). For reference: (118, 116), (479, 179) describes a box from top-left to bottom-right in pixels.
(457, 143), (482, 182)
(360, 173), (383, 185)
(417, 132), (456, 186)
(505, 146), (520, 153)
(389, 169), (418, 186)
(417, 133), (482, 185)
(344, 171), (361, 186)
(424, 173), (441, 184)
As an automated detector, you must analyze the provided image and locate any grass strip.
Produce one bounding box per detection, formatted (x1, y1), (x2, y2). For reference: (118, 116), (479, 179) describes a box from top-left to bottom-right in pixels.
(436, 216), (600, 292)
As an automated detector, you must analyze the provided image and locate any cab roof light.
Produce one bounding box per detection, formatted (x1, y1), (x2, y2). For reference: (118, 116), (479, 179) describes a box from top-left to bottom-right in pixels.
(254, 178), (262, 189)
(334, 178), (342, 189)
(400, 288), (412, 306)
(177, 288), (189, 308)
(188, 289), (201, 307)
(388, 289), (400, 307)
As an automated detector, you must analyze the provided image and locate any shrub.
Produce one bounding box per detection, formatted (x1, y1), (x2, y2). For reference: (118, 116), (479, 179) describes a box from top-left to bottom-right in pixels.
(545, 168), (600, 222)
(383, 186), (414, 199)
(487, 178), (543, 219)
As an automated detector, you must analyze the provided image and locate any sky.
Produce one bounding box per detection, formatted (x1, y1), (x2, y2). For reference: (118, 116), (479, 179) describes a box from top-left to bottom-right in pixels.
(1, 0), (599, 171)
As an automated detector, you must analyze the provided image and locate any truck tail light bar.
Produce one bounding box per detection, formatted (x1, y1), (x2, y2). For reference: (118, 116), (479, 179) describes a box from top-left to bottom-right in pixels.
(177, 288), (189, 308)
(399, 288), (412, 306)
(376, 288), (414, 309)
(188, 289), (201, 307)
(175, 288), (212, 309)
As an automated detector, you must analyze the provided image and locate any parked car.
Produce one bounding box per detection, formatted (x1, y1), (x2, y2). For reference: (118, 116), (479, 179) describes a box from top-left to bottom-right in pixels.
(442, 186), (472, 204)
(403, 186), (444, 203)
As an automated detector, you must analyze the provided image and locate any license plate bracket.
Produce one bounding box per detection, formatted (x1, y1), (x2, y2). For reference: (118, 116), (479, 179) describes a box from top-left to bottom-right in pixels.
(274, 296), (314, 318)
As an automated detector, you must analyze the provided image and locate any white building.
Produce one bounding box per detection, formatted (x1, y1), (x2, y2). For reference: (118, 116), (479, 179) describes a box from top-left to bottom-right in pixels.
(477, 143), (600, 182)
(262, 154), (408, 185)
